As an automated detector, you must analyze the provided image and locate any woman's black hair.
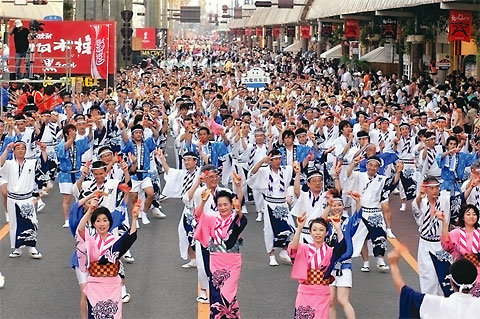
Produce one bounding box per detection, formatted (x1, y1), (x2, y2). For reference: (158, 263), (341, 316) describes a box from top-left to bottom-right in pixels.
(457, 204), (480, 228)
(215, 190), (234, 204)
(90, 207), (113, 230)
(446, 136), (459, 146)
(308, 217), (329, 232)
(281, 129), (295, 140)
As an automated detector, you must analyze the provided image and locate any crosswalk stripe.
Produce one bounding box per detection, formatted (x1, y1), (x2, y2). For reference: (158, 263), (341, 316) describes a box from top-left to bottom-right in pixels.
(198, 283), (209, 319)
(0, 223), (9, 241)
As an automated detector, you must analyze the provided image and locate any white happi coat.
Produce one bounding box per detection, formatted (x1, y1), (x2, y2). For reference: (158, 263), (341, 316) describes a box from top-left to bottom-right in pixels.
(290, 190), (327, 243)
(412, 191), (451, 295)
(1, 157), (38, 248)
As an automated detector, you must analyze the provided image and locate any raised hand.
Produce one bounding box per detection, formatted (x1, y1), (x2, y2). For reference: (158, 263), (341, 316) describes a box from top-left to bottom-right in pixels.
(327, 216), (341, 223)
(201, 188), (211, 202)
(353, 155), (363, 165)
(292, 161), (301, 174)
(232, 171), (242, 186)
(232, 197), (241, 211)
(347, 191), (361, 202)
(132, 200), (142, 220)
(435, 210), (446, 221)
(396, 160), (404, 173)
(128, 153), (137, 166)
(333, 160), (342, 177)
(297, 212), (307, 227)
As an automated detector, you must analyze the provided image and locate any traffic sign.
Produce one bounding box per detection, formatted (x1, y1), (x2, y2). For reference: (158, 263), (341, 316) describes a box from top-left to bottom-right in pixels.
(241, 67), (271, 89)
(278, 0), (294, 8)
(438, 58), (451, 70)
(180, 6), (201, 23)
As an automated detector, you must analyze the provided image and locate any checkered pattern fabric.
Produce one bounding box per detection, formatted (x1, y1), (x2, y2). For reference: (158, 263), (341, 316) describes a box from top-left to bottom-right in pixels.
(304, 269), (334, 285)
(88, 261), (119, 277)
(464, 253), (480, 267)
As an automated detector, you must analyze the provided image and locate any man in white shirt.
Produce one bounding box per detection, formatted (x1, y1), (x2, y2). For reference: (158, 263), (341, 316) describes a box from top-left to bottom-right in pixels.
(0, 141), (48, 259)
(389, 249), (480, 318)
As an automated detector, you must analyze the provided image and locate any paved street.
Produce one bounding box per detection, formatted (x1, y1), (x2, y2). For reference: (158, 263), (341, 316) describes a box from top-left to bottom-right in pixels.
(0, 142), (420, 319)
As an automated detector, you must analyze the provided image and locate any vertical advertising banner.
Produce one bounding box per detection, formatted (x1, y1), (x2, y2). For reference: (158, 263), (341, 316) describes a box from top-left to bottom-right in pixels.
(90, 24), (110, 79)
(301, 25), (311, 39)
(286, 26), (296, 37)
(273, 27), (280, 38)
(135, 27), (156, 49)
(381, 18), (397, 39)
(321, 22), (333, 38)
(448, 10), (472, 42)
(344, 19), (359, 39)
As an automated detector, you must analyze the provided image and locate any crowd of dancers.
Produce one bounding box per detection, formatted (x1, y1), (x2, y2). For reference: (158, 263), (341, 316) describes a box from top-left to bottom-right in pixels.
(0, 43), (479, 318)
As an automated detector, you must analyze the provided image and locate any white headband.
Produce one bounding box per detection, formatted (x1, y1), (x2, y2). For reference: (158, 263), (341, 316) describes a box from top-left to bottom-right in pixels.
(446, 274), (476, 293)
(424, 182), (440, 187)
(307, 173), (323, 181)
(98, 149), (113, 157)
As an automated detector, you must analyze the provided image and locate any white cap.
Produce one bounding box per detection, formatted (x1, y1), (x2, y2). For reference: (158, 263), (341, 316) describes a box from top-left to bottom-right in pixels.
(15, 20), (23, 28)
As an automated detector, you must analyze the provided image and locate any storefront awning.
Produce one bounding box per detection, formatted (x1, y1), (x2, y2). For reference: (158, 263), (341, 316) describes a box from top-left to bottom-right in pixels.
(307, 0), (456, 20)
(0, 1), (63, 20)
(264, 0), (306, 26)
(360, 46), (398, 63)
(242, 0), (307, 28)
(284, 41), (302, 52)
(320, 44), (342, 59)
(228, 17), (250, 29)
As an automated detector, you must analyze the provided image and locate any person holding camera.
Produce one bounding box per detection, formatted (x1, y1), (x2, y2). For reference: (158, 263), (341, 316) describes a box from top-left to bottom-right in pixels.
(10, 20), (30, 80)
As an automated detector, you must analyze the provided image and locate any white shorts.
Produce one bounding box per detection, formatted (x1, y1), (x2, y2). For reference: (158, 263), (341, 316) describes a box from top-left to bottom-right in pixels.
(59, 182), (74, 195)
(0, 177), (7, 186)
(330, 268), (352, 288)
(75, 267), (88, 285)
(131, 177), (153, 193)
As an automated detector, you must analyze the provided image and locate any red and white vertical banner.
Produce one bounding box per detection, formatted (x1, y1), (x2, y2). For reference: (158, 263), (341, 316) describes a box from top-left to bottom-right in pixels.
(90, 24), (109, 79)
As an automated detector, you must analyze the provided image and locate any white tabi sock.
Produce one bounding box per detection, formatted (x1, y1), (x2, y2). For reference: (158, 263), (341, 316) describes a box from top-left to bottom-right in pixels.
(363, 261), (369, 268)
(122, 285), (127, 296)
(376, 257), (386, 265)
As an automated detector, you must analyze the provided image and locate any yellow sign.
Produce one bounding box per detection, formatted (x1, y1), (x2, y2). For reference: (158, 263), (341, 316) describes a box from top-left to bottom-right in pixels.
(72, 76), (100, 87)
(141, 50), (165, 58)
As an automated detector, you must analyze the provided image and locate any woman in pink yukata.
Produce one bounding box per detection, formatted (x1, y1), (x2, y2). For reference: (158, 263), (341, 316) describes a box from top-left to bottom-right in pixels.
(76, 200), (140, 319)
(439, 204), (480, 297)
(194, 189), (247, 319)
(289, 214), (346, 319)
